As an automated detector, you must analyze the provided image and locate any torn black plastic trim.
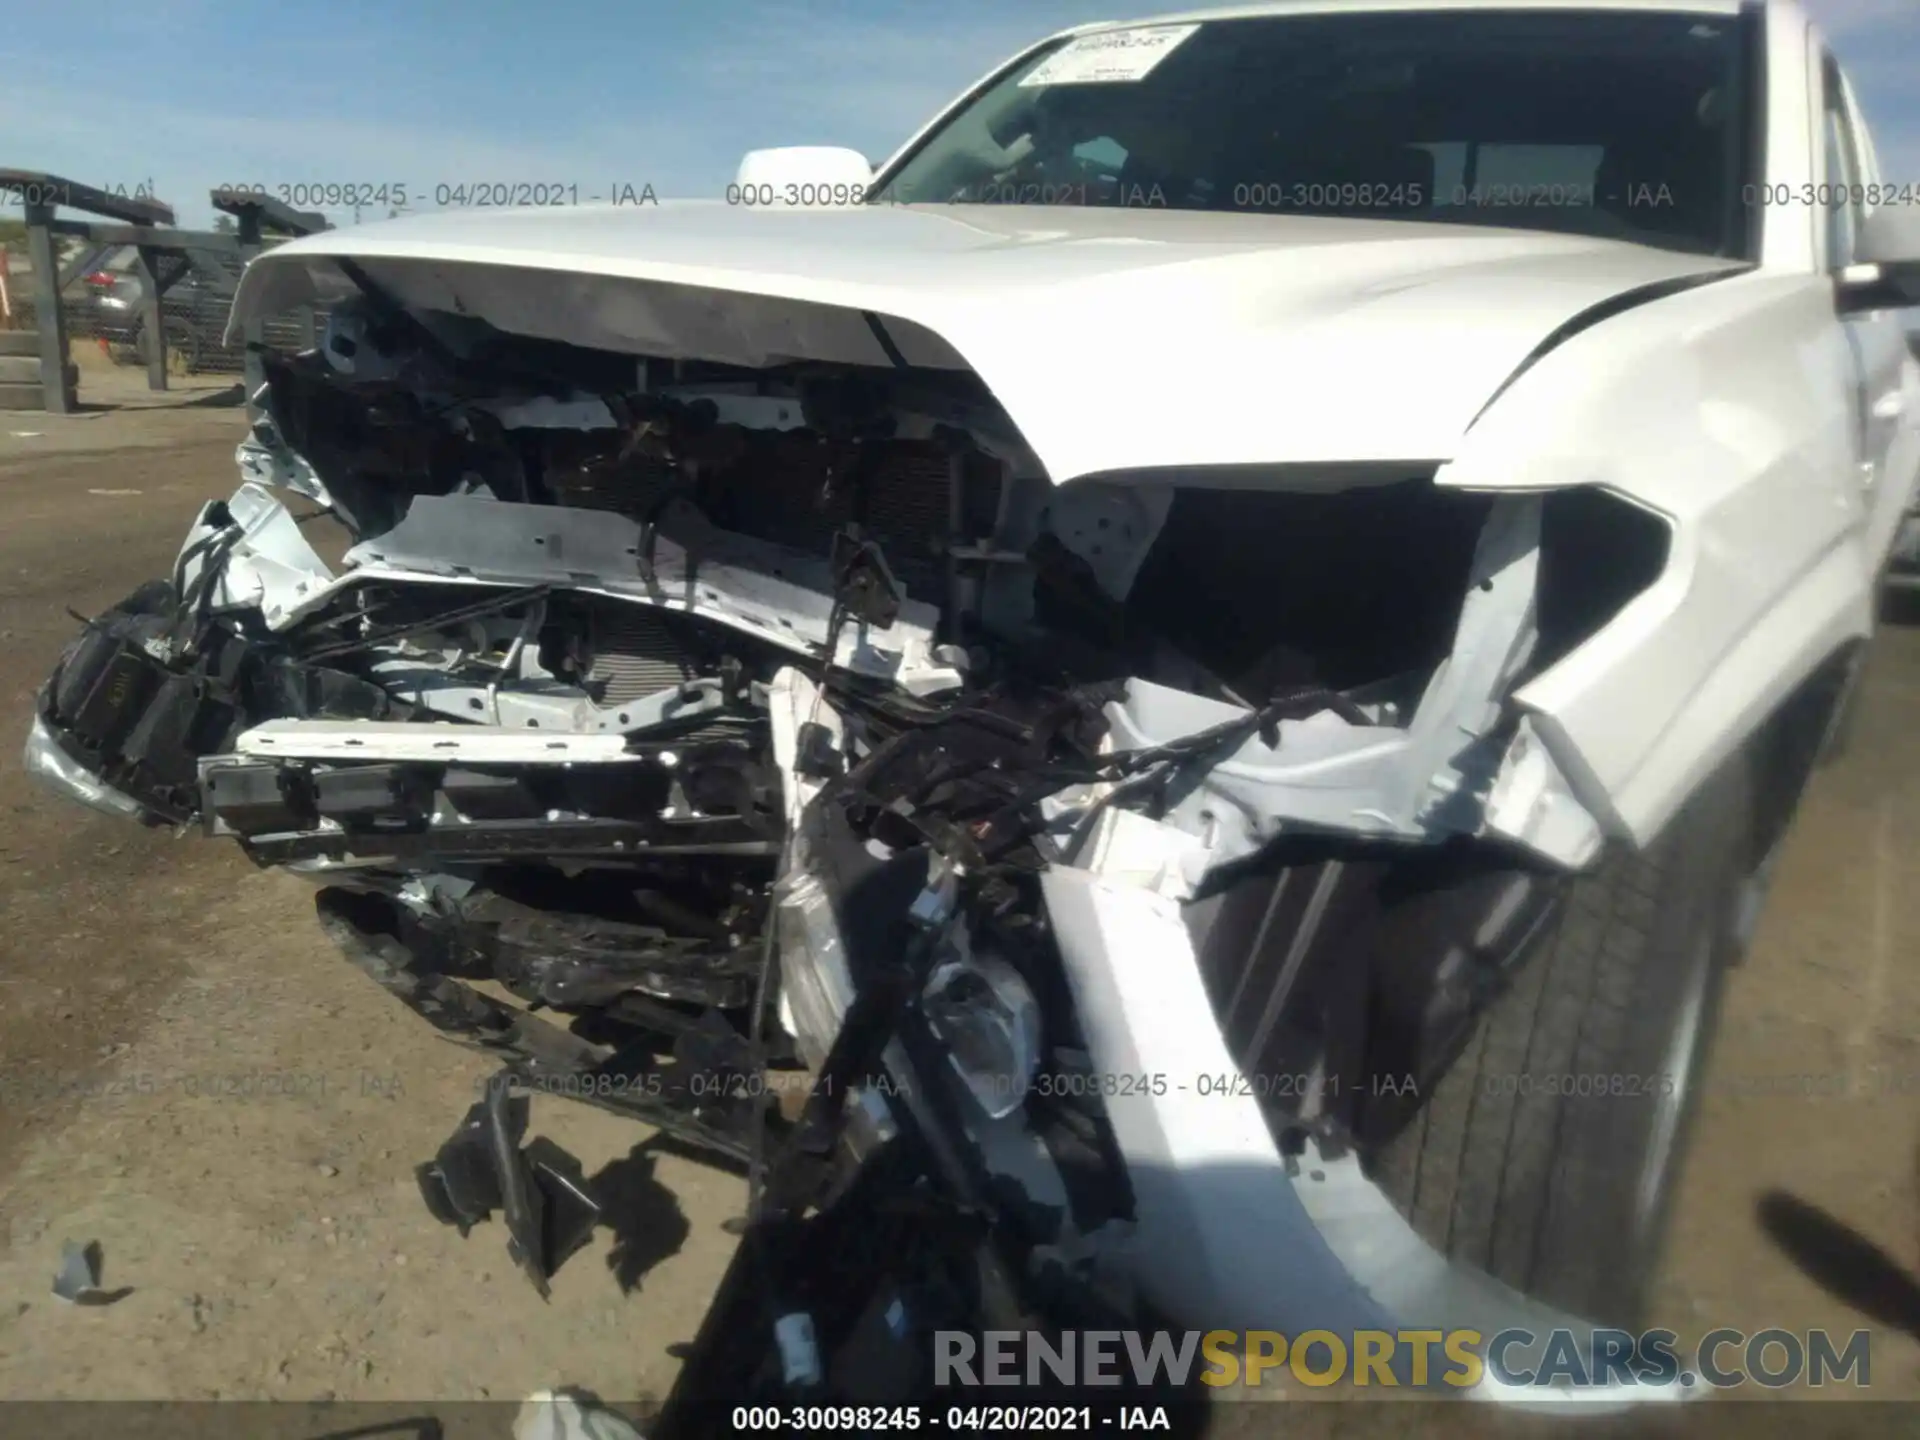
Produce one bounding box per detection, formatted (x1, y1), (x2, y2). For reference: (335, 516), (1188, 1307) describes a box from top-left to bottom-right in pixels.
(316, 886), (770, 1164)
(415, 1074), (604, 1299)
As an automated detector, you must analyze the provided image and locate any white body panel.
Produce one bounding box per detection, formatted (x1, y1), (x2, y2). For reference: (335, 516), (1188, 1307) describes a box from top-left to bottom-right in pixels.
(234, 721), (639, 764)
(1445, 274), (1876, 844)
(231, 206), (1735, 481)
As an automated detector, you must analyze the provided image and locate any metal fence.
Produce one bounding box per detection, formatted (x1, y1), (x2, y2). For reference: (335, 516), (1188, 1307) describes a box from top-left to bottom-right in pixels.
(6, 243), (319, 377)
(0, 174), (332, 410)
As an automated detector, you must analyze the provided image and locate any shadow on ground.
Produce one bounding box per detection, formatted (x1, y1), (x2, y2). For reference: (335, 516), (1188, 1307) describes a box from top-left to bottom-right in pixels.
(591, 1138), (692, 1295)
(1756, 1189), (1920, 1341)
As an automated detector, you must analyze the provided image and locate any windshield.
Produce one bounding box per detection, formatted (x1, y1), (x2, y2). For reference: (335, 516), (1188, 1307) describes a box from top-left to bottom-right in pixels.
(871, 9), (1757, 259)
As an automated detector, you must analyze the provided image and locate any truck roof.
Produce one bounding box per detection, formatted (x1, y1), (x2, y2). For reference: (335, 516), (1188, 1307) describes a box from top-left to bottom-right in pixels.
(1073, 0), (1759, 33)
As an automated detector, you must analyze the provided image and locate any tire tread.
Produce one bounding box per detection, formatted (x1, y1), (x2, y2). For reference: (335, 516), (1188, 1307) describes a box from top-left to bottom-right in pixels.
(1374, 768), (1747, 1323)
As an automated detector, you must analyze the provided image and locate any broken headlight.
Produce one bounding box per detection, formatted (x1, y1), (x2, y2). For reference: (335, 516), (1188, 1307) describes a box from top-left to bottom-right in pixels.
(773, 862), (853, 1072)
(921, 951), (1042, 1121)
(22, 717), (147, 820)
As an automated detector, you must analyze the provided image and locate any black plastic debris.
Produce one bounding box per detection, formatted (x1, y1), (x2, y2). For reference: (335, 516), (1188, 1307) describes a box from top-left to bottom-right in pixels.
(793, 721), (844, 781)
(417, 1072), (603, 1299)
(51, 1239), (132, 1306)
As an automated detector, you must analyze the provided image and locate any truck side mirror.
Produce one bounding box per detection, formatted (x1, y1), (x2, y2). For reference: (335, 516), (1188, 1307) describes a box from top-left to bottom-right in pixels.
(1838, 206), (1920, 310)
(731, 148), (874, 205)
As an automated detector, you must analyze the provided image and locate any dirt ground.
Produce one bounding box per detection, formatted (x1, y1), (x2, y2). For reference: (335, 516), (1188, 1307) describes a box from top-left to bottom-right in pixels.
(3, 373), (1920, 1424)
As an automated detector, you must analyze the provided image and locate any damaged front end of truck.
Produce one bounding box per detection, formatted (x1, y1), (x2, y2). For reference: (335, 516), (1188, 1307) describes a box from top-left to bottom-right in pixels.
(25, 236), (1685, 1417)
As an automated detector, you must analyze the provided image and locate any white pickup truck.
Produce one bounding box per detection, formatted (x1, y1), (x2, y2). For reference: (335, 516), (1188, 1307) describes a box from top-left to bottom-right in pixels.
(25, 0), (1920, 1408)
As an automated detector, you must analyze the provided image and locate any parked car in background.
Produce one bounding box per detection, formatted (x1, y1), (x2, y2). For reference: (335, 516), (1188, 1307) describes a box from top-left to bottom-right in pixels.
(69, 244), (245, 374)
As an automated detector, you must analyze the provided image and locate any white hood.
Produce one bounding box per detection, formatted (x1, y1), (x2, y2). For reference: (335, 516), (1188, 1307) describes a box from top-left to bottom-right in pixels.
(232, 202), (1740, 483)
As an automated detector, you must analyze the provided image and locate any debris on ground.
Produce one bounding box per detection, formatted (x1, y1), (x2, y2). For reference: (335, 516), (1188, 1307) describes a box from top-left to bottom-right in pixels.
(417, 1073), (603, 1299)
(51, 1240), (131, 1306)
(513, 1388), (647, 1440)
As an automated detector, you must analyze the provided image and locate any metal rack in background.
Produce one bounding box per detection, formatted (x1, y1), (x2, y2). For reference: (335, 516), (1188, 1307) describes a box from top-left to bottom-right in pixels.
(0, 171), (330, 413)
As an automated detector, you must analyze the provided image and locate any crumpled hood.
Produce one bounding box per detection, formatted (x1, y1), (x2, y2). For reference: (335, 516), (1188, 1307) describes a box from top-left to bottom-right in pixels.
(232, 202), (1741, 482)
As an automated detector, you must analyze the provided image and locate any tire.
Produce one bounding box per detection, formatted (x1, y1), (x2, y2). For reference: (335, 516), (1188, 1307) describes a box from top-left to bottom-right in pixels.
(1371, 756), (1754, 1326)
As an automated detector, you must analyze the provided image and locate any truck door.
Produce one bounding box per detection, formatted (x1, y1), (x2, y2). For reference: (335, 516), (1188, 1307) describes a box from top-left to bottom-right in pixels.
(1825, 51), (1920, 574)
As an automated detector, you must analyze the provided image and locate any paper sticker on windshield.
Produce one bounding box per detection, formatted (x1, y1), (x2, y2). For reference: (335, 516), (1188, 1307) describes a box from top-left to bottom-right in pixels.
(1018, 24), (1200, 86)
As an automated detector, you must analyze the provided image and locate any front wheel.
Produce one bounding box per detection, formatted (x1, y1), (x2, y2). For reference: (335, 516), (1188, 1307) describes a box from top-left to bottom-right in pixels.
(1370, 758), (1754, 1326)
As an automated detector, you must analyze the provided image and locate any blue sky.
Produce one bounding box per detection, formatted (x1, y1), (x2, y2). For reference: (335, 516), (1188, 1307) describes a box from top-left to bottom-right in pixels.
(0, 0), (1914, 229)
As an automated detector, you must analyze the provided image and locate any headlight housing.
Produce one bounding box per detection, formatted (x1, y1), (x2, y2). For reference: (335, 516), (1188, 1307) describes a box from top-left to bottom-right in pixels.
(921, 950), (1042, 1120)
(23, 715), (145, 820)
(773, 863), (851, 1073)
